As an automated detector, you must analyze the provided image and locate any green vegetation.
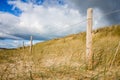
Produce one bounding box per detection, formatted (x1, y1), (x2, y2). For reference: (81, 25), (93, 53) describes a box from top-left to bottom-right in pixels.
(0, 25), (120, 80)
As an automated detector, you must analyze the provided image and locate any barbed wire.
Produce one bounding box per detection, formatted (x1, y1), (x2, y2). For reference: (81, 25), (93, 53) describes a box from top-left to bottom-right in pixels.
(94, 9), (120, 22)
(44, 8), (120, 37)
(0, 9), (120, 40)
(47, 19), (86, 34)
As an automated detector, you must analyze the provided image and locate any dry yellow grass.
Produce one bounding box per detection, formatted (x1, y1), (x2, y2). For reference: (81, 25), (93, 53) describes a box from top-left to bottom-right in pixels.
(0, 25), (120, 80)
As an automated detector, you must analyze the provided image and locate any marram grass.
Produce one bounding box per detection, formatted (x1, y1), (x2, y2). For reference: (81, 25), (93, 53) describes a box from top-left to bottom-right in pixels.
(0, 25), (120, 80)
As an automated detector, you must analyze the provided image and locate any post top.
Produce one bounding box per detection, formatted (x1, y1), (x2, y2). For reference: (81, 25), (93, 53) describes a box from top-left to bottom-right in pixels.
(87, 8), (93, 12)
(87, 8), (93, 18)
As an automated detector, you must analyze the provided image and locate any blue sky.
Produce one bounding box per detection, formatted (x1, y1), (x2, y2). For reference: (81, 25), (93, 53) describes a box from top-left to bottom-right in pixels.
(0, 0), (120, 48)
(0, 0), (67, 48)
(0, 0), (65, 16)
(0, 0), (22, 16)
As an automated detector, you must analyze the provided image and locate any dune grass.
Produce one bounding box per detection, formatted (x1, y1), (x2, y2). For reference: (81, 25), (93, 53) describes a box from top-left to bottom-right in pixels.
(0, 25), (120, 80)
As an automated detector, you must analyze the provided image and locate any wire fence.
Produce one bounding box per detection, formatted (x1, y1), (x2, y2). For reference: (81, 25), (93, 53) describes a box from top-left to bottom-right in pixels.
(0, 8), (120, 80)
(0, 9), (120, 49)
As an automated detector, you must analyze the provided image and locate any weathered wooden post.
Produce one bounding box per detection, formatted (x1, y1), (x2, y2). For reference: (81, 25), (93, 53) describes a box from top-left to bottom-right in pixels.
(23, 41), (25, 49)
(30, 36), (33, 54)
(86, 8), (93, 70)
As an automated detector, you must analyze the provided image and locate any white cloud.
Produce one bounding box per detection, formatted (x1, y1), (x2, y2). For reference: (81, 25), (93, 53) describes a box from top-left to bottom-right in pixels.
(0, 32), (23, 40)
(0, 12), (19, 33)
(0, 1), (110, 48)
(0, 0), (85, 40)
(0, 1), (109, 40)
(0, 40), (22, 48)
(0, 39), (42, 48)
(93, 8), (110, 29)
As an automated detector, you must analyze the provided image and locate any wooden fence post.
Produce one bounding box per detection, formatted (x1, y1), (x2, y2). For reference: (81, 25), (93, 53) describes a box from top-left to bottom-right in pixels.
(23, 41), (25, 49)
(30, 36), (33, 54)
(86, 8), (93, 70)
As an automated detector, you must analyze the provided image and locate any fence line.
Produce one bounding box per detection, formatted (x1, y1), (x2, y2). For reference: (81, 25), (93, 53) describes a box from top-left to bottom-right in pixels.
(1, 9), (120, 41)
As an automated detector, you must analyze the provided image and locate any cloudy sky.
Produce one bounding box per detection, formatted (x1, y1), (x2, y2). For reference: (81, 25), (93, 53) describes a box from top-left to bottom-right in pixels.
(0, 0), (120, 48)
